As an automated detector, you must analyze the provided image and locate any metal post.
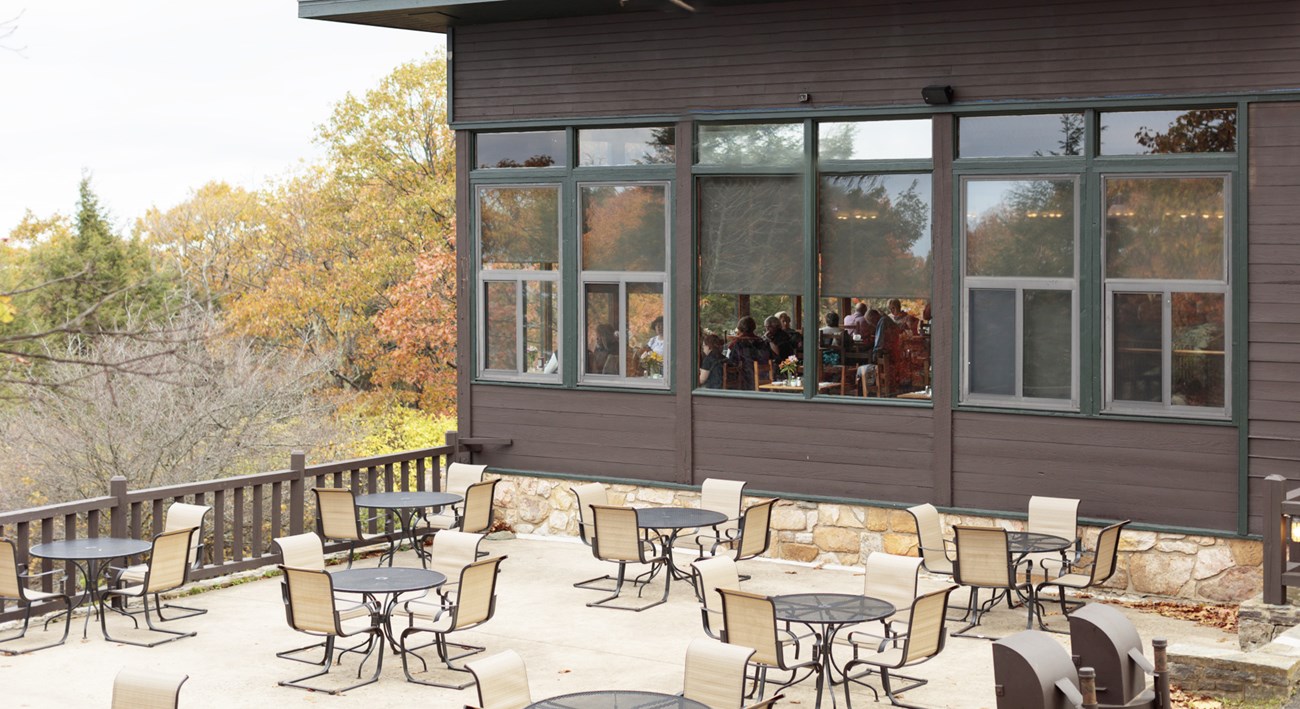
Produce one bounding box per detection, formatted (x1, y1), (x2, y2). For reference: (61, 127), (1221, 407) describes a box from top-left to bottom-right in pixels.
(1152, 639), (1171, 709)
(1265, 474), (1286, 604)
(109, 476), (128, 539)
(1079, 667), (1098, 709)
(289, 451), (306, 535)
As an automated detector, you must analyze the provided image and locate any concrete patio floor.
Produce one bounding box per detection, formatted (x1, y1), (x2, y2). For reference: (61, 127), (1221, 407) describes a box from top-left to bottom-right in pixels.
(2, 535), (1234, 707)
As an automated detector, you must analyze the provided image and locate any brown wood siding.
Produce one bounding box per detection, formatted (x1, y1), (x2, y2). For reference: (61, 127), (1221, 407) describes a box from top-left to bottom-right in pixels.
(691, 396), (935, 503)
(452, 0), (1300, 122)
(1247, 102), (1300, 535)
(470, 386), (679, 483)
(952, 413), (1238, 530)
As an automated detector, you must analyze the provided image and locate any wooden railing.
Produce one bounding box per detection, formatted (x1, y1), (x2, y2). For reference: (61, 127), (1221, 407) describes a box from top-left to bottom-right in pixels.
(0, 432), (470, 622)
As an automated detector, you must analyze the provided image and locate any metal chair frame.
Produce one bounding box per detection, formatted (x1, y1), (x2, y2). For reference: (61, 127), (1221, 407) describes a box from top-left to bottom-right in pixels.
(706, 498), (776, 581)
(717, 588), (818, 702)
(99, 528), (200, 648)
(0, 539), (72, 655)
(114, 502), (212, 622)
(399, 555), (507, 689)
(842, 585), (958, 709)
(950, 526), (1035, 640)
(312, 487), (395, 569)
(569, 483), (619, 592)
(1036, 520), (1129, 626)
(277, 565), (384, 695)
(583, 505), (671, 612)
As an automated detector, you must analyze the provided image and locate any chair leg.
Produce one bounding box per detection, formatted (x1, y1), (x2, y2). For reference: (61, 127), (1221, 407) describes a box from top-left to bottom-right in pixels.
(950, 587), (1000, 640)
(279, 630), (384, 695)
(99, 592), (196, 648)
(398, 628), (479, 689)
(878, 667), (931, 709)
(151, 591), (208, 621)
(584, 560), (669, 612)
(0, 597), (72, 655)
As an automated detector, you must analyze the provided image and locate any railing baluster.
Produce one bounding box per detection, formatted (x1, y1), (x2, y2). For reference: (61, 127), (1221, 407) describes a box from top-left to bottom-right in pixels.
(233, 487), (245, 563)
(271, 481), (284, 541)
(252, 484), (265, 557)
(153, 499), (166, 537)
(384, 463), (394, 493)
(212, 489), (226, 565)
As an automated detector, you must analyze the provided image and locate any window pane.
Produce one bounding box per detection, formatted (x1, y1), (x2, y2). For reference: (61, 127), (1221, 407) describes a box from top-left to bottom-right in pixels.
(1100, 109), (1236, 155)
(1105, 177), (1225, 281)
(697, 123), (803, 166)
(483, 281), (517, 371)
(476, 131), (566, 168)
(698, 293), (739, 345)
(820, 174), (931, 298)
(579, 127), (675, 166)
(523, 281), (558, 375)
(818, 120), (931, 160)
(1172, 292), (1225, 408)
(628, 284), (666, 381)
(699, 176), (804, 295)
(480, 186), (560, 271)
(1112, 292), (1163, 404)
(969, 289), (1016, 396)
(1023, 290), (1072, 399)
(584, 283), (620, 375)
(959, 114), (1085, 158)
(966, 180), (1075, 278)
(581, 184), (667, 272)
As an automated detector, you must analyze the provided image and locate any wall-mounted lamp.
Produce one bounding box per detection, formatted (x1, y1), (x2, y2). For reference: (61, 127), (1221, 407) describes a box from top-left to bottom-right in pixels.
(1290, 516), (1300, 543)
(922, 84), (954, 105)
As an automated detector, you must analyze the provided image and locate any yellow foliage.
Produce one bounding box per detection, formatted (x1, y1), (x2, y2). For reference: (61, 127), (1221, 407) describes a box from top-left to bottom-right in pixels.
(351, 403), (456, 457)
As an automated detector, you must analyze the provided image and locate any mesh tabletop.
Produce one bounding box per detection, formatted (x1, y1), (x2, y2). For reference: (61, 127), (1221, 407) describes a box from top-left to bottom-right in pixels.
(1007, 531), (1071, 554)
(634, 508), (727, 530)
(527, 691), (710, 709)
(329, 567), (446, 594)
(30, 538), (152, 561)
(773, 593), (895, 625)
(355, 491), (462, 509)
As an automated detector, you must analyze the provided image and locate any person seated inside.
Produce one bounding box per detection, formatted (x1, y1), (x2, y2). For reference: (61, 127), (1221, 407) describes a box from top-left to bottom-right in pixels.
(763, 315), (797, 361)
(843, 302), (868, 332)
(774, 310), (802, 353)
(887, 298), (920, 334)
(726, 316), (771, 391)
(820, 311), (844, 337)
(856, 309), (900, 393)
(588, 323), (619, 375)
(698, 333), (726, 389)
(647, 316), (666, 356)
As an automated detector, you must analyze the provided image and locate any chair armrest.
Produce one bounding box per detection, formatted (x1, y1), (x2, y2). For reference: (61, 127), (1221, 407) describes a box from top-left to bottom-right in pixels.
(18, 568), (63, 582)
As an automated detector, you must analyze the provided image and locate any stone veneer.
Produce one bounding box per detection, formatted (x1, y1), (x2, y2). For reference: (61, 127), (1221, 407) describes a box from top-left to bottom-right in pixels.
(489, 473), (1265, 604)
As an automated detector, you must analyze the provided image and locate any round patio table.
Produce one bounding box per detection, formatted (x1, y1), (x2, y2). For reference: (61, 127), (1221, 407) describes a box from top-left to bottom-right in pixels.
(635, 508), (727, 580)
(772, 592), (895, 709)
(355, 491), (463, 568)
(330, 566), (446, 656)
(526, 690), (710, 709)
(30, 537), (153, 639)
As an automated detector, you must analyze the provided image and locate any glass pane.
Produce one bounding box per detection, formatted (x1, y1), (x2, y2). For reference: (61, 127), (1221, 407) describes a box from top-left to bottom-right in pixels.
(523, 281), (558, 375)
(627, 283), (666, 381)
(699, 176), (804, 295)
(1172, 292), (1225, 408)
(697, 123), (803, 166)
(818, 120), (931, 160)
(584, 283), (620, 375)
(969, 289), (1016, 396)
(579, 127), (675, 166)
(966, 179), (1075, 278)
(581, 184), (667, 272)
(1105, 177), (1226, 281)
(1112, 292), (1163, 404)
(1100, 109), (1236, 155)
(483, 281), (517, 371)
(479, 186), (560, 271)
(1023, 290), (1072, 399)
(476, 130), (566, 168)
(959, 113), (1085, 158)
(698, 293), (739, 345)
(820, 174), (932, 298)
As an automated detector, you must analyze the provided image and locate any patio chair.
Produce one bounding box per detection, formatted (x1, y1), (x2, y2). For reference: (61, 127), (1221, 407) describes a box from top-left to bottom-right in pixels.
(1036, 520), (1129, 624)
(717, 588), (817, 701)
(312, 487), (394, 569)
(0, 538), (72, 655)
(422, 463), (488, 531)
(583, 504), (671, 611)
(272, 532), (370, 665)
(683, 478), (747, 554)
(400, 555), (507, 689)
(99, 528), (200, 647)
(466, 649), (532, 709)
(692, 555), (742, 639)
(429, 530), (485, 600)
(111, 667), (189, 709)
(114, 502), (211, 621)
(704, 499), (776, 579)
(950, 526), (1035, 640)
(457, 479), (500, 536)
(905, 504), (954, 578)
(682, 636), (754, 709)
(1026, 496), (1081, 580)
(277, 565), (383, 695)
(841, 552), (922, 646)
(570, 482), (616, 591)
(841, 585), (958, 709)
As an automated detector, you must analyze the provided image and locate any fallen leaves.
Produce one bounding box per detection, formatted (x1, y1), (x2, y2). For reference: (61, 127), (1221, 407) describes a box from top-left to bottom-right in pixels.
(1171, 686), (1223, 709)
(1102, 598), (1238, 633)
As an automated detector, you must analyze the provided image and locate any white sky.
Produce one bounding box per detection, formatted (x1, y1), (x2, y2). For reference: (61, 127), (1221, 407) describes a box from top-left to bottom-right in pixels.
(0, 1), (440, 235)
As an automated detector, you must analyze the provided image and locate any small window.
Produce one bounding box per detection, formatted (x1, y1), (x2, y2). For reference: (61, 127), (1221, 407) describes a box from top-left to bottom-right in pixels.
(1100, 109), (1236, 155)
(697, 123), (803, 167)
(959, 114), (1085, 158)
(1105, 176), (1226, 280)
(476, 130), (566, 169)
(579, 127), (675, 166)
(818, 120), (931, 161)
(479, 186), (560, 271)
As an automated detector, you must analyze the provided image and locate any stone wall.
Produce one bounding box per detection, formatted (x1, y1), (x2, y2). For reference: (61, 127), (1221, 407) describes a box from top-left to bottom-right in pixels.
(489, 473), (1264, 604)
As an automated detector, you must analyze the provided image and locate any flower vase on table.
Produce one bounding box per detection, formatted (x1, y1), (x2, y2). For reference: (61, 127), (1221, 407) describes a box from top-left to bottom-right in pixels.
(778, 355), (800, 386)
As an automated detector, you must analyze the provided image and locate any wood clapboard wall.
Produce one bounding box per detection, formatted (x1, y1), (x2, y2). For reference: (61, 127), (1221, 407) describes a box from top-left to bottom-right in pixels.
(451, 0), (1300, 123)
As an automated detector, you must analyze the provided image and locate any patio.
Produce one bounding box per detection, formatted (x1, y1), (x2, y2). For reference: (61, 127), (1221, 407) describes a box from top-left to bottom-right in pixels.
(3, 534), (1232, 707)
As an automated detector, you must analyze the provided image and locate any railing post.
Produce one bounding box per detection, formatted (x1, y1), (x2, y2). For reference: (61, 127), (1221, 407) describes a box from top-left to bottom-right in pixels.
(290, 451), (306, 535)
(109, 476), (128, 539)
(1265, 474), (1286, 604)
(1079, 667), (1098, 709)
(446, 429), (464, 464)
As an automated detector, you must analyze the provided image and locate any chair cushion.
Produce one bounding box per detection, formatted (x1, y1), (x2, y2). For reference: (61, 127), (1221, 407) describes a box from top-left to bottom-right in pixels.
(21, 588), (63, 602)
(423, 511), (457, 530)
(118, 563), (148, 584)
(1047, 572), (1092, 589)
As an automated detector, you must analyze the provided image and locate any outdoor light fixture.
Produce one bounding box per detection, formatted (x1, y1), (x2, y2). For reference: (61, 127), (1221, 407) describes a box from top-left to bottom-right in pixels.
(922, 84), (954, 105)
(1290, 516), (1300, 543)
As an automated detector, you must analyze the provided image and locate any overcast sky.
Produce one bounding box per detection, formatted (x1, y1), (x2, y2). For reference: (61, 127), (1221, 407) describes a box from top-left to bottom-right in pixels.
(0, 1), (439, 235)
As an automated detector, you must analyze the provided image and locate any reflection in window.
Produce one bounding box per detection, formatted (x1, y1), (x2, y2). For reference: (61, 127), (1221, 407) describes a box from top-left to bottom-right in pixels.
(483, 281), (518, 371)
(1105, 177), (1226, 281)
(1100, 109), (1236, 155)
(581, 185), (667, 272)
(969, 289), (1016, 396)
(1023, 290), (1072, 399)
(697, 123), (803, 166)
(966, 179), (1076, 279)
(476, 131), (566, 169)
(818, 120), (931, 161)
(959, 113), (1084, 158)
(1173, 292), (1225, 409)
(479, 186), (560, 270)
(522, 282), (558, 375)
(1107, 288), (1227, 414)
(579, 127), (675, 166)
